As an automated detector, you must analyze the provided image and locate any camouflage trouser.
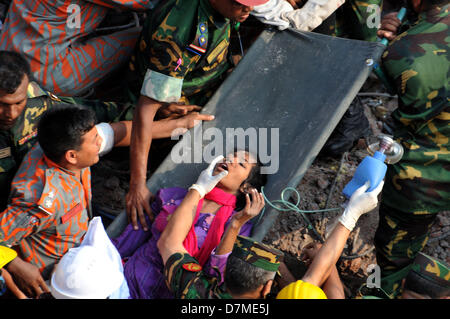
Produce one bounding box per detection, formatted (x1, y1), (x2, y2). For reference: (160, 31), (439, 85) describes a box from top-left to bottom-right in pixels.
(374, 203), (437, 298)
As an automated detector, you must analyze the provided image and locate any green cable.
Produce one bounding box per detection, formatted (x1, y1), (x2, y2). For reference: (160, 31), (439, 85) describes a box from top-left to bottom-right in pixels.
(256, 186), (342, 243)
(256, 186), (377, 260)
(260, 186), (341, 214)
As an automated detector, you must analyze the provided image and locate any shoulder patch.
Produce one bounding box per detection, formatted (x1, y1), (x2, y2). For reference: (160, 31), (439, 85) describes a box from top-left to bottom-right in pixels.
(27, 82), (47, 98)
(182, 262), (202, 272)
(18, 131), (38, 145)
(36, 172), (60, 216)
(206, 38), (229, 65)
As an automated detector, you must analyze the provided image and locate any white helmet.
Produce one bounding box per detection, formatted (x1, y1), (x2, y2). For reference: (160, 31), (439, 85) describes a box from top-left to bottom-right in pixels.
(50, 245), (124, 299)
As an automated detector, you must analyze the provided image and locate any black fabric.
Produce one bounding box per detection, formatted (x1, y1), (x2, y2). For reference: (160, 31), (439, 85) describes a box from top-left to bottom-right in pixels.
(320, 96), (371, 158)
(0, 0), (10, 23)
(107, 29), (385, 241)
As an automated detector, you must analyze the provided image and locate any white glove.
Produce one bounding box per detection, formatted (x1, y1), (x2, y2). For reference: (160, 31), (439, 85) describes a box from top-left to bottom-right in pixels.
(252, 0), (294, 30)
(338, 180), (384, 231)
(189, 155), (229, 198)
(282, 0), (345, 32)
(95, 122), (114, 157)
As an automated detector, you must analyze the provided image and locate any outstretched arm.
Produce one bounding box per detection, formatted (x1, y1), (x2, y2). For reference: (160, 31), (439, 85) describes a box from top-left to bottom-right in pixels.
(125, 96), (163, 231)
(125, 97), (213, 231)
(157, 156), (228, 265)
(301, 224), (350, 289)
(301, 181), (383, 289)
(157, 189), (202, 265)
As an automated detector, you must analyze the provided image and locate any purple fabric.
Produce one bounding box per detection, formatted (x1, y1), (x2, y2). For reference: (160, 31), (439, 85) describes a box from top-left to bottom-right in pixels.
(112, 187), (253, 299)
(204, 250), (231, 285)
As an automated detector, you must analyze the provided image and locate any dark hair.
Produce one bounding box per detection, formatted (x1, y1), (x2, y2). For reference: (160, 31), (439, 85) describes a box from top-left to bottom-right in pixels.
(225, 255), (276, 296)
(233, 149), (268, 211)
(403, 270), (450, 299)
(0, 51), (31, 94)
(37, 104), (97, 163)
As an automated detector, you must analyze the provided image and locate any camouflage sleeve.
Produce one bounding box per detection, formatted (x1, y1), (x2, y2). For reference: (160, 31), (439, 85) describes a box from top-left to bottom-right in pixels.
(381, 11), (449, 123)
(164, 252), (223, 299)
(164, 252), (203, 298)
(136, 0), (201, 103)
(84, 0), (159, 11)
(57, 96), (121, 124)
(382, 49), (449, 123)
(0, 201), (53, 247)
(347, 0), (383, 41)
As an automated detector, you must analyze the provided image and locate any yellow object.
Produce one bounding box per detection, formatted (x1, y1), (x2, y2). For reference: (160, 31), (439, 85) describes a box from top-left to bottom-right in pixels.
(0, 246), (17, 269)
(276, 280), (327, 299)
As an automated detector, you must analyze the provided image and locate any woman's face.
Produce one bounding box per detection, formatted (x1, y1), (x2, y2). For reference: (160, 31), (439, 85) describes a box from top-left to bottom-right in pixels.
(213, 150), (257, 194)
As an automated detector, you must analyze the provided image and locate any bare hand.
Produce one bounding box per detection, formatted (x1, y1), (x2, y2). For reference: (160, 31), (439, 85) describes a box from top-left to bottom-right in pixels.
(158, 103), (202, 119)
(301, 242), (323, 267)
(232, 188), (265, 226)
(6, 257), (49, 298)
(377, 12), (402, 41)
(126, 182), (155, 231)
(179, 112), (215, 131)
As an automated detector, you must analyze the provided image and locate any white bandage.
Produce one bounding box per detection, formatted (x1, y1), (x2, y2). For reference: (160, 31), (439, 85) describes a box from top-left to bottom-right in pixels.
(96, 122), (114, 157)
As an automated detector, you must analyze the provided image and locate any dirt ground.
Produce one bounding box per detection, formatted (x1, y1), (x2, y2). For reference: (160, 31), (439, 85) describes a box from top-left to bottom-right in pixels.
(90, 74), (449, 299)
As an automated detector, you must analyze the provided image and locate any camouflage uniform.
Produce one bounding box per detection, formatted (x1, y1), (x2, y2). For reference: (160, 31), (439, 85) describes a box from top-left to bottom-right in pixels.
(126, 0), (233, 107)
(164, 236), (283, 299)
(0, 144), (92, 279)
(316, 0), (383, 41)
(0, 81), (121, 211)
(402, 252), (450, 297)
(374, 4), (450, 298)
(164, 252), (233, 299)
(357, 252), (450, 299)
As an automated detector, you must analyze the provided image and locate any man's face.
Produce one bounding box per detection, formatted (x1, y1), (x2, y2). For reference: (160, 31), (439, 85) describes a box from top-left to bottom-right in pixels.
(211, 0), (254, 23)
(73, 126), (103, 169)
(0, 75), (29, 130)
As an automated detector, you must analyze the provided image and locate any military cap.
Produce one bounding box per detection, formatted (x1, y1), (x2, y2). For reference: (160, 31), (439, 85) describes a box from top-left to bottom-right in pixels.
(231, 236), (283, 272)
(406, 252), (450, 289)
